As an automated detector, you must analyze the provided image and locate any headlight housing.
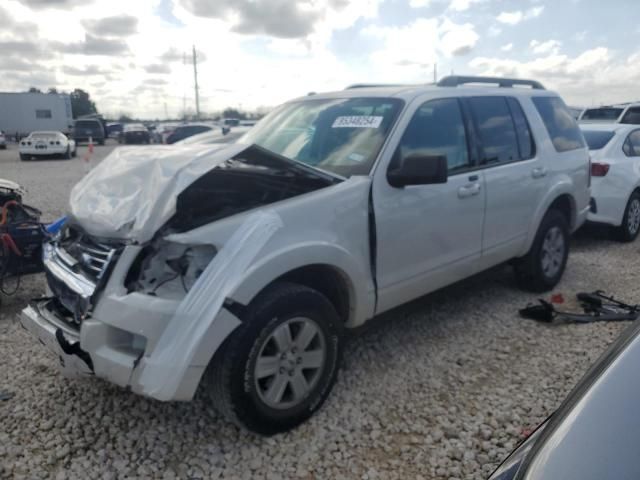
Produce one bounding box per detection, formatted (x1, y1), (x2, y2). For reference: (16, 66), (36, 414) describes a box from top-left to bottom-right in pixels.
(128, 241), (217, 299)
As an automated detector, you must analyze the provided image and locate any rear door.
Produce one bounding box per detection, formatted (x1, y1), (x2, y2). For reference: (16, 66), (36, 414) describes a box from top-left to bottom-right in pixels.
(464, 96), (546, 268)
(373, 97), (486, 312)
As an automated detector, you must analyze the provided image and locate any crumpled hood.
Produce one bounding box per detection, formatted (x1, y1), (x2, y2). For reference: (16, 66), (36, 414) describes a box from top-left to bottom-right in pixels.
(69, 143), (248, 242)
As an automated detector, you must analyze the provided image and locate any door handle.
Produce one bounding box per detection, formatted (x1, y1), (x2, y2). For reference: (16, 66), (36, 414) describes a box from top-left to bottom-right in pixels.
(458, 183), (481, 198)
(531, 167), (548, 179)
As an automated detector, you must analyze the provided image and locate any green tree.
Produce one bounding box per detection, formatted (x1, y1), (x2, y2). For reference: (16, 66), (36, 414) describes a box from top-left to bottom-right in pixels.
(28, 87), (42, 93)
(70, 88), (98, 118)
(47, 87), (58, 94)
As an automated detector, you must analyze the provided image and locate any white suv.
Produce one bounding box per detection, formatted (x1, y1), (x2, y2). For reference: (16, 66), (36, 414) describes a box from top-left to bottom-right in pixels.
(21, 76), (590, 434)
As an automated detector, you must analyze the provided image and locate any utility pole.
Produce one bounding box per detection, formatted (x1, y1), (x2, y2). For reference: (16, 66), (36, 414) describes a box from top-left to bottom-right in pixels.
(433, 63), (437, 83)
(192, 45), (200, 120)
(182, 52), (187, 118)
(164, 102), (168, 119)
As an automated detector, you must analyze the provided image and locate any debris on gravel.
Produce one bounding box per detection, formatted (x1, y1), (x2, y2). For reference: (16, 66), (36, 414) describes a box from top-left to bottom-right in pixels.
(0, 147), (633, 479)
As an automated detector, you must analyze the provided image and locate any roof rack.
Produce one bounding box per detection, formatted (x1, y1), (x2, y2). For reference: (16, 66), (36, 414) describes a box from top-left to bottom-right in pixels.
(437, 75), (545, 90)
(345, 83), (413, 90)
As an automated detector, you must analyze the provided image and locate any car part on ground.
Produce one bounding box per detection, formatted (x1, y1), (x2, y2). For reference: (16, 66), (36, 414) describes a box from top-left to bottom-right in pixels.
(519, 290), (639, 323)
(20, 76), (590, 434)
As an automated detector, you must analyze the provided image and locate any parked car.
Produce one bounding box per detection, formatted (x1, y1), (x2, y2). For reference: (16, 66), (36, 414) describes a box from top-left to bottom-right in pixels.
(19, 131), (76, 160)
(174, 126), (252, 145)
(579, 103), (640, 124)
(21, 76), (590, 435)
(581, 124), (640, 241)
(73, 118), (106, 145)
(119, 123), (151, 145)
(165, 123), (213, 144)
(107, 123), (124, 139)
(490, 319), (640, 480)
(0, 130), (6, 149)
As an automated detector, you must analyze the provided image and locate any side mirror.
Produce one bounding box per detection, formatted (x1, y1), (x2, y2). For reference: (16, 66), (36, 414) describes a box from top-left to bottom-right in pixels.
(387, 154), (448, 188)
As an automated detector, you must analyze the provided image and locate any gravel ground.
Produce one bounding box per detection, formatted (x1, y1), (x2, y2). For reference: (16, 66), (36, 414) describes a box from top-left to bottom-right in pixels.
(0, 141), (636, 479)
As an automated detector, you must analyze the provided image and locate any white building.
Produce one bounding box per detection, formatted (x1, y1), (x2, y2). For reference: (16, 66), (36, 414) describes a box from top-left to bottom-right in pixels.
(0, 92), (74, 138)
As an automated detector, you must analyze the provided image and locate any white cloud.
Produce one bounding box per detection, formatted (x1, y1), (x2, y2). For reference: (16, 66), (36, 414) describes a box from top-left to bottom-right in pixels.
(496, 6), (544, 25)
(448, 0), (484, 11)
(530, 39), (561, 55)
(501, 43), (513, 52)
(409, 0), (433, 7)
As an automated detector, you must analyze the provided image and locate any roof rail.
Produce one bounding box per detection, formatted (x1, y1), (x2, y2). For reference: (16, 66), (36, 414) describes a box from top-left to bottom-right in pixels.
(437, 75), (545, 90)
(345, 83), (412, 90)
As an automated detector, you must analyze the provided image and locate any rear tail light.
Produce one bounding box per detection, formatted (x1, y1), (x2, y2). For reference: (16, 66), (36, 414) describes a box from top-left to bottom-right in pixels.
(591, 162), (610, 177)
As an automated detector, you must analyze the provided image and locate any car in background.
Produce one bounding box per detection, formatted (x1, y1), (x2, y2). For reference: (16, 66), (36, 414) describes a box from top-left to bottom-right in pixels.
(119, 123), (151, 145)
(19, 131), (76, 161)
(73, 118), (106, 145)
(581, 124), (640, 241)
(0, 130), (6, 149)
(153, 123), (178, 144)
(579, 103), (640, 124)
(174, 126), (252, 145)
(165, 123), (213, 144)
(490, 319), (640, 480)
(107, 123), (124, 139)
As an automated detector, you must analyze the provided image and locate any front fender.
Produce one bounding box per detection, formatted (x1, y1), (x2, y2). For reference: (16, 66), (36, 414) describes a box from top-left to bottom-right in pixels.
(229, 242), (376, 328)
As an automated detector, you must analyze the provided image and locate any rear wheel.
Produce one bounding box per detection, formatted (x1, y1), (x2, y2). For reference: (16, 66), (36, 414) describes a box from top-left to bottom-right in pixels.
(515, 209), (569, 292)
(614, 191), (640, 242)
(63, 146), (72, 160)
(207, 282), (342, 435)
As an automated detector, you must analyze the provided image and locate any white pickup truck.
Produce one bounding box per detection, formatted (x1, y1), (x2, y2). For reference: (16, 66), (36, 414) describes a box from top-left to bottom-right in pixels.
(21, 76), (590, 434)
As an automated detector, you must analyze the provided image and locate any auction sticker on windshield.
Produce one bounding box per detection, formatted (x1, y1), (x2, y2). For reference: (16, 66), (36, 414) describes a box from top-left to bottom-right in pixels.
(332, 116), (383, 128)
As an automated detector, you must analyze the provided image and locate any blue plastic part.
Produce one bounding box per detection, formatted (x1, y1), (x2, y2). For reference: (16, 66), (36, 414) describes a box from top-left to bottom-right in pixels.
(46, 216), (67, 235)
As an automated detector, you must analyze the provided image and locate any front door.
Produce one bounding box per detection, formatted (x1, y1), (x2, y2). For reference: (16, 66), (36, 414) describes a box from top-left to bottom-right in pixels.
(373, 97), (485, 313)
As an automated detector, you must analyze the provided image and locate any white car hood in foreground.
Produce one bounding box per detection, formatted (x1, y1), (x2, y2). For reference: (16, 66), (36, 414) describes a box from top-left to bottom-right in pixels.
(69, 143), (248, 242)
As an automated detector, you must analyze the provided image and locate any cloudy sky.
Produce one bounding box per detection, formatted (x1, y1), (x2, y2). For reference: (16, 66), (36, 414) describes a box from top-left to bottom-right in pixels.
(1, 0), (638, 118)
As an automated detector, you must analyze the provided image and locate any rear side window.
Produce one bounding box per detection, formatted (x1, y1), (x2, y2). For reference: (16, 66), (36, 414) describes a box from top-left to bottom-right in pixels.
(468, 97), (519, 165)
(621, 108), (640, 125)
(581, 107), (623, 121)
(506, 97), (535, 159)
(623, 130), (640, 157)
(582, 130), (615, 150)
(532, 97), (585, 152)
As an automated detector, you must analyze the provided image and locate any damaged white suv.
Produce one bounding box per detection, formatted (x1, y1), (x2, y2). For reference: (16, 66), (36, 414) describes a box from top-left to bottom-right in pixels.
(22, 76), (590, 434)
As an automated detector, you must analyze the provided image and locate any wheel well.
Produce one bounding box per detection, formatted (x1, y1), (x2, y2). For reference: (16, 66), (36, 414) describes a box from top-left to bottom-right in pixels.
(274, 265), (351, 324)
(548, 194), (574, 229)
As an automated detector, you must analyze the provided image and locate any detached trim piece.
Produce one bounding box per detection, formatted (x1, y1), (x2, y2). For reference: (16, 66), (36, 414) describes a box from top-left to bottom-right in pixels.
(437, 75), (546, 90)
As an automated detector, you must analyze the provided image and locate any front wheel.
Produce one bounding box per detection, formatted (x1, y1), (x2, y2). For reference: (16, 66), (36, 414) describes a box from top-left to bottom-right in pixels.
(515, 209), (569, 292)
(19, 153), (29, 161)
(207, 282), (343, 435)
(614, 191), (640, 242)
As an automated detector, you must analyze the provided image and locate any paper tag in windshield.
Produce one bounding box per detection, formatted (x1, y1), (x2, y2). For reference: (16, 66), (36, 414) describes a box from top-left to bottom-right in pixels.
(332, 116), (383, 129)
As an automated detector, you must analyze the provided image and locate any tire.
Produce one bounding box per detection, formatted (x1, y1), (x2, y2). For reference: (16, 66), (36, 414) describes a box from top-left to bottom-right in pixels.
(19, 153), (29, 161)
(63, 146), (72, 160)
(614, 191), (640, 242)
(207, 282), (343, 435)
(515, 209), (570, 292)
(72, 148), (77, 158)
(0, 145), (6, 150)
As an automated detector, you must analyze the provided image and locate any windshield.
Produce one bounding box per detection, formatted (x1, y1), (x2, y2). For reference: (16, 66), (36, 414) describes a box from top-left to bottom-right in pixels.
(240, 97), (404, 177)
(582, 130), (616, 150)
(581, 107), (623, 121)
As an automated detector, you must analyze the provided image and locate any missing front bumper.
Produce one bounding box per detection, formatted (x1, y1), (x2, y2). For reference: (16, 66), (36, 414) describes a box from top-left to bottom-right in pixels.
(20, 301), (94, 377)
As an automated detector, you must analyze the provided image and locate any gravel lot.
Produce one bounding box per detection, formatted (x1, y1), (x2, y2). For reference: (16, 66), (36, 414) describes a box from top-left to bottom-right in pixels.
(0, 141), (635, 479)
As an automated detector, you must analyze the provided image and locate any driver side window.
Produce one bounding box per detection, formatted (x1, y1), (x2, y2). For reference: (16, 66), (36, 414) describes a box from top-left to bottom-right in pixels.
(394, 98), (471, 174)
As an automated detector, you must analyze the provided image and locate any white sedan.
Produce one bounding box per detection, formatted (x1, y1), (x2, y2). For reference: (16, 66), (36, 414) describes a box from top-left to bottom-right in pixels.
(581, 124), (640, 241)
(19, 131), (76, 161)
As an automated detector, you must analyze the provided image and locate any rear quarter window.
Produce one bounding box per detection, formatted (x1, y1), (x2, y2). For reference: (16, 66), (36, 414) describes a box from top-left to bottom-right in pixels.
(532, 97), (586, 153)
